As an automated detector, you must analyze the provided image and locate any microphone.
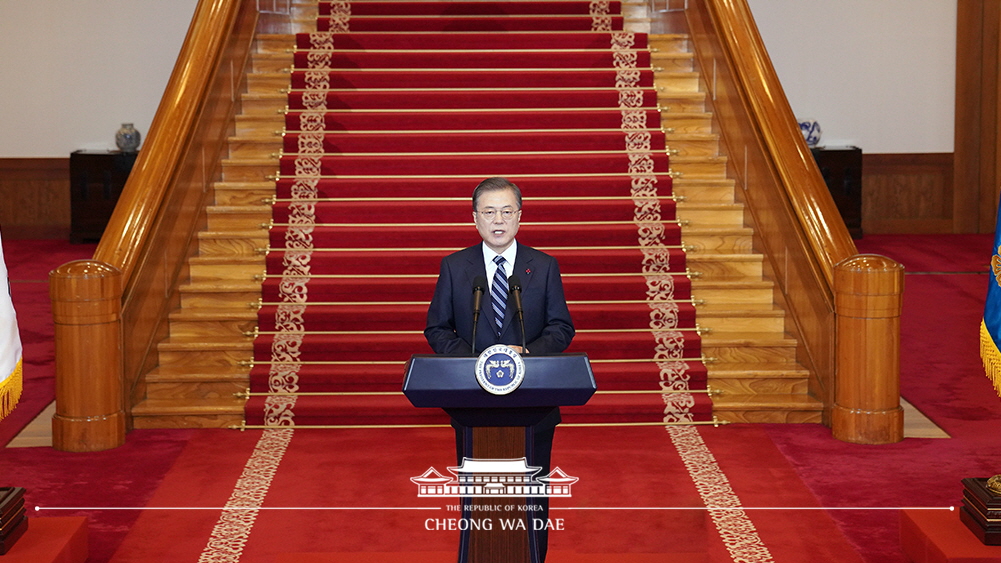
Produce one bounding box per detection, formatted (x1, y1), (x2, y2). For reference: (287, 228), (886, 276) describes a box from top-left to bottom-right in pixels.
(470, 276), (486, 355)
(508, 274), (527, 354)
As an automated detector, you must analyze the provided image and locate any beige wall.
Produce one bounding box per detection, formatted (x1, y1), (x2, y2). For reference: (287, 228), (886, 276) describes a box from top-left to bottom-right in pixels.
(747, 0), (956, 154)
(0, 0), (198, 157)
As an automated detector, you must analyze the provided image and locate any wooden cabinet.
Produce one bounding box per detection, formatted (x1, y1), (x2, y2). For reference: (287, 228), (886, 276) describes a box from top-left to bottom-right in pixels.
(811, 146), (863, 238)
(69, 150), (136, 243)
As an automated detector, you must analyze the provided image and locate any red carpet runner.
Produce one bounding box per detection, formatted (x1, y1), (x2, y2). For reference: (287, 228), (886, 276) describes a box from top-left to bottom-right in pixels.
(245, 0), (712, 427)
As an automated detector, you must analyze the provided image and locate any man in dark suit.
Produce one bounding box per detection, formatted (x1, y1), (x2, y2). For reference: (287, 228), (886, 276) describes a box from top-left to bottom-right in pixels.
(424, 177), (574, 562)
(424, 178), (574, 356)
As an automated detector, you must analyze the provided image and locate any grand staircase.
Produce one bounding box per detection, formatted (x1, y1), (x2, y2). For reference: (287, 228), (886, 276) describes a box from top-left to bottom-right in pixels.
(131, 0), (822, 428)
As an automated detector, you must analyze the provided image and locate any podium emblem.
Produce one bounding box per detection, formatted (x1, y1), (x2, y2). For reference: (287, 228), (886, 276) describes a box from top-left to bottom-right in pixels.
(474, 345), (525, 395)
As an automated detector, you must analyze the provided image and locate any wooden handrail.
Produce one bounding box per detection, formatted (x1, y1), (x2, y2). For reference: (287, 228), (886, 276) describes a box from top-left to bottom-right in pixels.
(49, 0), (260, 451)
(706, 0), (857, 287)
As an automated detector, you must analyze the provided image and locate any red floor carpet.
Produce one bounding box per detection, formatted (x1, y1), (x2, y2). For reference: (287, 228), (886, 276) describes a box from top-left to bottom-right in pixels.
(94, 425), (861, 562)
(763, 233), (1001, 563)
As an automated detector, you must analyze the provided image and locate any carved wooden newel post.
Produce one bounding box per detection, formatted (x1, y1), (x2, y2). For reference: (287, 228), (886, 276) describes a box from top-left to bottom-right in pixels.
(50, 260), (125, 452)
(832, 254), (905, 444)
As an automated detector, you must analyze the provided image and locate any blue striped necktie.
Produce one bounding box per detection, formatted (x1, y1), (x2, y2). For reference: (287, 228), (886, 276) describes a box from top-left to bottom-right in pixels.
(491, 255), (508, 335)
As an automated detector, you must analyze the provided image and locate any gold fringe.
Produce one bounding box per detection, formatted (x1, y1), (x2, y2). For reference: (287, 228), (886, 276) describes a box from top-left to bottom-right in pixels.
(0, 359), (23, 420)
(979, 320), (1001, 398)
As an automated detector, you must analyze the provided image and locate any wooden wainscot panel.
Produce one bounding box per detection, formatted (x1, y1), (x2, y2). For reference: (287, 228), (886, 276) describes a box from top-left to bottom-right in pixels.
(0, 158), (70, 239)
(862, 153), (955, 234)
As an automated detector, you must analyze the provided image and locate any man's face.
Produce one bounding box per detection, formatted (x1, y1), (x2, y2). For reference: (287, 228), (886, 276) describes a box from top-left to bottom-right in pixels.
(473, 188), (522, 254)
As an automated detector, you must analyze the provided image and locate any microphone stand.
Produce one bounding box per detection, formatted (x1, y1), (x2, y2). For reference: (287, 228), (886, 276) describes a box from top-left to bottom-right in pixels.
(508, 275), (528, 354)
(470, 276), (486, 355)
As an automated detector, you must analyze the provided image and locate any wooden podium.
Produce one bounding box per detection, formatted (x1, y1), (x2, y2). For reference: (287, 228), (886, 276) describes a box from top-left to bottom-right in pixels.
(403, 354), (595, 563)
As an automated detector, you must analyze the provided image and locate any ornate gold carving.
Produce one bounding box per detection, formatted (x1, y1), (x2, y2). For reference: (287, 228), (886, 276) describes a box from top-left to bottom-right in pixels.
(988, 474), (1001, 495)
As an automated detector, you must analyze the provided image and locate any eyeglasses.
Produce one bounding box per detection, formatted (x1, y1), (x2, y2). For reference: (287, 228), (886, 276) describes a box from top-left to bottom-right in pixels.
(477, 208), (520, 221)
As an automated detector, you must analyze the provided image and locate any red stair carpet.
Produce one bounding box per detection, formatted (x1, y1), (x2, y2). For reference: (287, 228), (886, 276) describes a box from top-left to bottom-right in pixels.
(245, 0), (710, 428)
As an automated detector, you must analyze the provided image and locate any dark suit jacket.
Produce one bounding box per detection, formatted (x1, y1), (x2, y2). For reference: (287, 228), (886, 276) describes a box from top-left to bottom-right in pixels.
(425, 243), (575, 356)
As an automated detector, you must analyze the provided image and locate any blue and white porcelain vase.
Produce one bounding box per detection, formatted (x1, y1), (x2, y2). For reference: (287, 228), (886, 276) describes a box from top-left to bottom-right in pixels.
(115, 123), (141, 153)
(798, 119), (822, 148)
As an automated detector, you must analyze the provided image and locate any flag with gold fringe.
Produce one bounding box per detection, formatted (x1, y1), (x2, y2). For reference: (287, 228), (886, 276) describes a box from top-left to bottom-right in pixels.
(0, 232), (22, 420)
(982, 199), (1001, 398)
(0, 230), (21, 418)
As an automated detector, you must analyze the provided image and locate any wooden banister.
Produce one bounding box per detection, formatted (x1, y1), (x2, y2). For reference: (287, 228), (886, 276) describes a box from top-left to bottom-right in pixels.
(660, 0), (903, 442)
(49, 0), (260, 451)
(705, 0), (856, 286)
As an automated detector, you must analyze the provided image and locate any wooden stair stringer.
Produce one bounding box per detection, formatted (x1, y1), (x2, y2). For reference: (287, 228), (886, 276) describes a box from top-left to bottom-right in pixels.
(651, 33), (822, 424)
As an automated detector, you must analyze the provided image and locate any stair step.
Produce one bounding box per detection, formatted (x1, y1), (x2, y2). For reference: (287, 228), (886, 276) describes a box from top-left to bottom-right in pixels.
(708, 362), (812, 395)
(661, 112), (713, 134)
(687, 253), (763, 280)
(701, 332), (798, 363)
(247, 71), (296, 91)
(188, 259), (266, 283)
(711, 394), (824, 424)
(157, 337), (254, 367)
(697, 308), (786, 333)
(220, 159), (279, 182)
(256, 34), (296, 55)
(682, 226), (754, 253)
(213, 181), (275, 206)
(228, 136), (284, 159)
(648, 34), (691, 55)
(168, 307), (259, 338)
(235, 114), (285, 136)
(197, 230), (270, 256)
(665, 133), (720, 157)
(145, 366), (249, 400)
(206, 204), (273, 229)
(690, 279), (775, 305)
(677, 202), (745, 225)
(651, 51), (694, 72)
(672, 178), (736, 204)
(654, 72), (700, 93)
(131, 398), (245, 429)
(670, 155), (727, 179)
(240, 93), (291, 115)
(658, 91), (706, 113)
(178, 282), (262, 308)
(251, 52), (294, 73)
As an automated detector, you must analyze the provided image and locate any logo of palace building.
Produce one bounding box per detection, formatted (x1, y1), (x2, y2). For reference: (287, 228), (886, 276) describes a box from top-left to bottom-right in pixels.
(411, 458), (578, 498)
